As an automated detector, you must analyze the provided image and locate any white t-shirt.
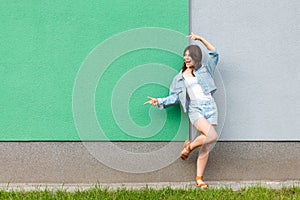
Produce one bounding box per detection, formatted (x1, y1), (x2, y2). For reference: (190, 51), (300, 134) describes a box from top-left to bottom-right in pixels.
(184, 76), (212, 101)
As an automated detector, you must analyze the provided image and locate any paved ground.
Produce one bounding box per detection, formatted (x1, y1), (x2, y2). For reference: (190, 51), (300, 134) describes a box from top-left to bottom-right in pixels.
(1, 181), (300, 192)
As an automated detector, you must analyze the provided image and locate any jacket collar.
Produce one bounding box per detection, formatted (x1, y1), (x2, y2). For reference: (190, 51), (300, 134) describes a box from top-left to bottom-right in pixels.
(179, 69), (198, 81)
(178, 70), (184, 80)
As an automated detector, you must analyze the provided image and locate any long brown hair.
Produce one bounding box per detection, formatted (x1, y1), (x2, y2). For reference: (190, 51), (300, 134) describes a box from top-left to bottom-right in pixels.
(182, 45), (202, 73)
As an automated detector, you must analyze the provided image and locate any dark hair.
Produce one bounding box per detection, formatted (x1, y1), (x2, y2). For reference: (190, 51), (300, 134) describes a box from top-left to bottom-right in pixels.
(182, 45), (202, 72)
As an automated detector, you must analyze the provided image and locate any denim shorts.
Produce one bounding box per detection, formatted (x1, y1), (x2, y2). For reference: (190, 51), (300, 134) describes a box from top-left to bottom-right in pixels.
(188, 99), (218, 125)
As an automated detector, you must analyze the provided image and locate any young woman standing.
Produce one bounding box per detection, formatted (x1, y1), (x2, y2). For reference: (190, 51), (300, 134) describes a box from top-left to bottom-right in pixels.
(144, 33), (219, 188)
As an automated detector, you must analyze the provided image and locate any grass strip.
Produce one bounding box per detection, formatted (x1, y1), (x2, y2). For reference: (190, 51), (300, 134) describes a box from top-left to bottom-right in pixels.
(0, 186), (299, 200)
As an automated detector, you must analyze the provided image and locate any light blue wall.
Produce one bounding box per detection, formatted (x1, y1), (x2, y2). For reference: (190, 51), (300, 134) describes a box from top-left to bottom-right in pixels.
(190, 0), (300, 140)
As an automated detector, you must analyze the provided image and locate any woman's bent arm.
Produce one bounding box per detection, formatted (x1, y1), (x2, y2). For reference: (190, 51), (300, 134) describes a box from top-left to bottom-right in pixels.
(187, 32), (215, 51)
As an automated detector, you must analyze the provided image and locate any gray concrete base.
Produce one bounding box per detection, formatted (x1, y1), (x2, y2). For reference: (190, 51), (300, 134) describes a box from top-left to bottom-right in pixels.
(1, 181), (300, 192)
(0, 142), (299, 183)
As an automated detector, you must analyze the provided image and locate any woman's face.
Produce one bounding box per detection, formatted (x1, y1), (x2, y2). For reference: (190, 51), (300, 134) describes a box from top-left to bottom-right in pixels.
(184, 50), (195, 68)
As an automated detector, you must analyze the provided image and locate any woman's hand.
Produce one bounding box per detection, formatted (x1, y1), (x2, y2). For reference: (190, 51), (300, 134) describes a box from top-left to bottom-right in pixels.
(187, 32), (215, 51)
(186, 32), (201, 41)
(144, 96), (158, 106)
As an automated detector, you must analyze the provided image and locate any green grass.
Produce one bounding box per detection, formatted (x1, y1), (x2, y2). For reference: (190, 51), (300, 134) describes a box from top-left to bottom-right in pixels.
(0, 186), (299, 200)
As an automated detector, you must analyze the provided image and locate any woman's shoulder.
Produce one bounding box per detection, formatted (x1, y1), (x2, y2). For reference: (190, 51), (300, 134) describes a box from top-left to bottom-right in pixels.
(169, 71), (183, 84)
(174, 71), (183, 79)
(194, 66), (208, 73)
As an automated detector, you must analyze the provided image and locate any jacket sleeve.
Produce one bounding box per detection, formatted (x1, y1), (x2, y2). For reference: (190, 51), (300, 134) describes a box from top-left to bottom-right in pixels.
(205, 49), (219, 76)
(157, 76), (180, 110)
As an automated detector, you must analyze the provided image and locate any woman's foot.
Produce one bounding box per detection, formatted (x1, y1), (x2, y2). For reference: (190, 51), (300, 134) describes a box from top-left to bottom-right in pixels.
(180, 140), (191, 160)
(196, 176), (208, 189)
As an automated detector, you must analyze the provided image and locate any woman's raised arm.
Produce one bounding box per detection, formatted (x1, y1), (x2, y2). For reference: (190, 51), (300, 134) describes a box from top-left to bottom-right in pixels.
(187, 32), (215, 51)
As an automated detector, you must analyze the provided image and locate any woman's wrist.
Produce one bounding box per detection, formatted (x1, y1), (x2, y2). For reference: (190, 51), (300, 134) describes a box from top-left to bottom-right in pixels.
(197, 36), (203, 42)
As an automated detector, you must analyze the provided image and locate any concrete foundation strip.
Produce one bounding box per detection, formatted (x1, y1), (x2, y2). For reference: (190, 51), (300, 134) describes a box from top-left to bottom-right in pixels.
(0, 181), (299, 192)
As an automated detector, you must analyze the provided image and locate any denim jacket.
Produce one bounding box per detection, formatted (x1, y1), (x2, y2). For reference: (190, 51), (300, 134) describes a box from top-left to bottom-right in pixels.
(157, 49), (219, 113)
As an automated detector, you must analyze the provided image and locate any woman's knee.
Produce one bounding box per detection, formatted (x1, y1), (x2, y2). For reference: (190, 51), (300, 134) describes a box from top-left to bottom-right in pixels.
(206, 126), (218, 141)
(201, 144), (210, 152)
(198, 145), (210, 157)
(211, 131), (218, 142)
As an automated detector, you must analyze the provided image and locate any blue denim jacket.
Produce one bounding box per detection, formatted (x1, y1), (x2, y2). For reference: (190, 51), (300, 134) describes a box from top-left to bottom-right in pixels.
(157, 49), (219, 113)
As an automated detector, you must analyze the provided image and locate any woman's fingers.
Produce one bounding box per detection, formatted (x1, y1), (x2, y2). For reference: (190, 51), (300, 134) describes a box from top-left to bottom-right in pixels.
(144, 97), (151, 105)
(187, 32), (200, 40)
(144, 100), (154, 105)
(186, 32), (194, 36)
(144, 96), (157, 106)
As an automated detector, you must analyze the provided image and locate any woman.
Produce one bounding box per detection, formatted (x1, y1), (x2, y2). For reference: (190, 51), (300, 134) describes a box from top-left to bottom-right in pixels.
(144, 32), (219, 189)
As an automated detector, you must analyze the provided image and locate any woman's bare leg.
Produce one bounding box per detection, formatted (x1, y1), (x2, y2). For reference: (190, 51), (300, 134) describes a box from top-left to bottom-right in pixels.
(197, 144), (210, 175)
(192, 120), (218, 186)
(189, 117), (218, 150)
(196, 144), (210, 186)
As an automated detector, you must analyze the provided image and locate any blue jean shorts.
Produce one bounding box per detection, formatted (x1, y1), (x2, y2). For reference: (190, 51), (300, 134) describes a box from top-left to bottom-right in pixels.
(188, 99), (218, 125)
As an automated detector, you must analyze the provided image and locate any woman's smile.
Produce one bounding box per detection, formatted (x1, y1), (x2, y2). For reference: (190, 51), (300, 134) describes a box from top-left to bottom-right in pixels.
(184, 50), (195, 67)
(185, 59), (194, 68)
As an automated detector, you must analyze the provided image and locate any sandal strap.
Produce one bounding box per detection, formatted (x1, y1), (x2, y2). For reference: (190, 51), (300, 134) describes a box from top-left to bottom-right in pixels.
(196, 176), (208, 188)
(196, 176), (203, 181)
(184, 140), (191, 153)
(198, 183), (208, 188)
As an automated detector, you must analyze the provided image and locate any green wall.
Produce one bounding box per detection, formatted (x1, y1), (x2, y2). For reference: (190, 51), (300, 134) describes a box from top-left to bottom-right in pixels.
(0, 1), (189, 141)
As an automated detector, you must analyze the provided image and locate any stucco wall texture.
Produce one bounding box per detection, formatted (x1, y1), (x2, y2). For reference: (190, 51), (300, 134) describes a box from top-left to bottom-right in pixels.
(1, 142), (299, 183)
(1, 1), (188, 141)
(191, 0), (300, 140)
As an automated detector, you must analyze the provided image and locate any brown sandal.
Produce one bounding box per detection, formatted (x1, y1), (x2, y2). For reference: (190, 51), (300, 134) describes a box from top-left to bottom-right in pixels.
(196, 176), (208, 189)
(180, 140), (191, 160)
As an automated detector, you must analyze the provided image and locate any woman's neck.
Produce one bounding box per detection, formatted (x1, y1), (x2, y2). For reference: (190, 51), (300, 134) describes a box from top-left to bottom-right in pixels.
(183, 67), (195, 78)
